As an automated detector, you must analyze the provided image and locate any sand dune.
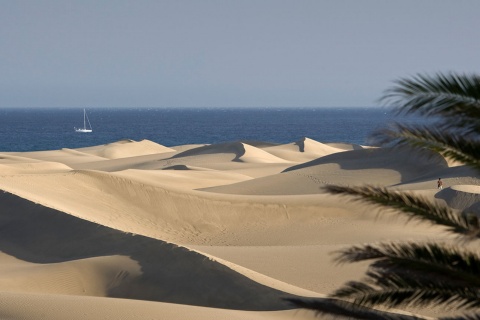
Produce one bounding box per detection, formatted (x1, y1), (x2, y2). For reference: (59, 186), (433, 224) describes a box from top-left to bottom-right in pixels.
(263, 137), (346, 162)
(6, 148), (108, 166)
(0, 138), (477, 319)
(171, 141), (291, 163)
(0, 161), (71, 174)
(201, 146), (451, 195)
(78, 139), (176, 159)
(0, 191), (309, 309)
(435, 184), (480, 214)
(0, 292), (320, 320)
(325, 142), (367, 150)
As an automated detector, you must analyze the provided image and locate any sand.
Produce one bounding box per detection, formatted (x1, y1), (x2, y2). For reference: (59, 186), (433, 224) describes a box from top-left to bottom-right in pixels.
(0, 137), (478, 319)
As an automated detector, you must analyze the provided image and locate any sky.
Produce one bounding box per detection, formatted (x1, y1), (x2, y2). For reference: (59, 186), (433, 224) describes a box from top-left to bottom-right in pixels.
(1, 0), (479, 108)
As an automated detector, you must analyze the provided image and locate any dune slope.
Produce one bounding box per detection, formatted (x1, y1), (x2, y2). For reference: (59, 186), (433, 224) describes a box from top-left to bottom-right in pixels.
(0, 191), (301, 310)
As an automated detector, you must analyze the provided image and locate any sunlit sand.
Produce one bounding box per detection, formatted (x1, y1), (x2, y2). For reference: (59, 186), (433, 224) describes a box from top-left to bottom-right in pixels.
(0, 138), (478, 319)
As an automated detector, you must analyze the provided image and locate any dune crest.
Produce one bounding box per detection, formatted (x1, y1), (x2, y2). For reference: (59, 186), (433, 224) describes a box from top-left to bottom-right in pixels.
(171, 141), (289, 163)
(0, 161), (72, 174)
(79, 139), (175, 159)
(239, 143), (291, 163)
(263, 137), (345, 162)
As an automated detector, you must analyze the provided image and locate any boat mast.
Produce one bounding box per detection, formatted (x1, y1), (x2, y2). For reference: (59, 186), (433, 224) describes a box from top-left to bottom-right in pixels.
(85, 109), (92, 130)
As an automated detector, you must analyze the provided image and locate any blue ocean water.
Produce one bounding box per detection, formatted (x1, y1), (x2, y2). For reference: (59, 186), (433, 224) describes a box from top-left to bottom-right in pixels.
(0, 107), (417, 152)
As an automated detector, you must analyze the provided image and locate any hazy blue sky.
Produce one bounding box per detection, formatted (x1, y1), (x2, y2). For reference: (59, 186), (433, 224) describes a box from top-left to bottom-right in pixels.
(1, 0), (479, 108)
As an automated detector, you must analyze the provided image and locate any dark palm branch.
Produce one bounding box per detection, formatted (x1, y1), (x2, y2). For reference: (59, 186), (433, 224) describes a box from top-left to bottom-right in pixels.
(336, 242), (480, 290)
(324, 185), (478, 237)
(285, 297), (428, 320)
(380, 73), (480, 133)
(372, 123), (480, 171)
(331, 242), (480, 309)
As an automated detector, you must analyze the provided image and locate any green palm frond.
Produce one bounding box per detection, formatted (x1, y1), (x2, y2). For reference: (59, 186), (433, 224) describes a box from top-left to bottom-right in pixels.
(332, 242), (480, 309)
(380, 73), (480, 133)
(373, 123), (480, 171)
(324, 185), (477, 237)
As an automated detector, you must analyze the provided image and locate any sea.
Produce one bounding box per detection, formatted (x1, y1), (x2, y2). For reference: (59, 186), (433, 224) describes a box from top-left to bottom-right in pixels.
(0, 107), (423, 152)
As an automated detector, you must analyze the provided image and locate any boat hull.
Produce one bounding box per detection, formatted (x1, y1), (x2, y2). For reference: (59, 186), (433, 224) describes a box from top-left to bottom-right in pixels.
(75, 128), (92, 133)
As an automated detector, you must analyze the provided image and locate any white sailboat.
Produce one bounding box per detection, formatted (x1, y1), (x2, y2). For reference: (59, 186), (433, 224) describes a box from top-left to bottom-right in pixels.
(75, 109), (93, 133)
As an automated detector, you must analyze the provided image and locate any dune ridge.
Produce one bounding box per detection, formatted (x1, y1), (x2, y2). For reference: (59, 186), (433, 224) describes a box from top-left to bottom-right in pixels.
(0, 138), (477, 319)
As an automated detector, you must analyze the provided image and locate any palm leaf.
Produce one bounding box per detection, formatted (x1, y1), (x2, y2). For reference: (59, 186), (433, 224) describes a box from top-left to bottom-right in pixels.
(380, 73), (480, 133)
(332, 242), (480, 309)
(285, 297), (427, 320)
(324, 185), (477, 237)
(336, 242), (480, 290)
(333, 283), (480, 310)
(373, 123), (480, 171)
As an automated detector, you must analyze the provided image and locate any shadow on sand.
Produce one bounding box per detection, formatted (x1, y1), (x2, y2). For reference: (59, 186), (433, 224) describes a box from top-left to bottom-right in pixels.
(0, 191), (298, 311)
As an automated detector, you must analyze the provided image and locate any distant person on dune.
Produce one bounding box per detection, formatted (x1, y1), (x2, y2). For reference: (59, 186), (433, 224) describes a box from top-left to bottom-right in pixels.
(437, 178), (443, 190)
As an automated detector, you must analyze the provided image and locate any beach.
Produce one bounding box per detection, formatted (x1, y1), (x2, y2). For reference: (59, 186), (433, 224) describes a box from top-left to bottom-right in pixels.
(0, 137), (478, 319)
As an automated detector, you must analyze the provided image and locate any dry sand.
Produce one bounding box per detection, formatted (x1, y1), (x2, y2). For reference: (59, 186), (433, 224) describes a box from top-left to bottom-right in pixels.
(0, 137), (478, 319)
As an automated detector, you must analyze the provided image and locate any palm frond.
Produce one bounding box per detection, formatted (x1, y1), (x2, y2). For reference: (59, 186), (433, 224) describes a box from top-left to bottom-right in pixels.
(380, 73), (480, 133)
(335, 242), (480, 289)
(333, 282), (480, 310)
(324, 185), (477, 237)
(331, 242), (480, 309)
(372, 123), (480, 171)
(285, 297), (427, 320)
